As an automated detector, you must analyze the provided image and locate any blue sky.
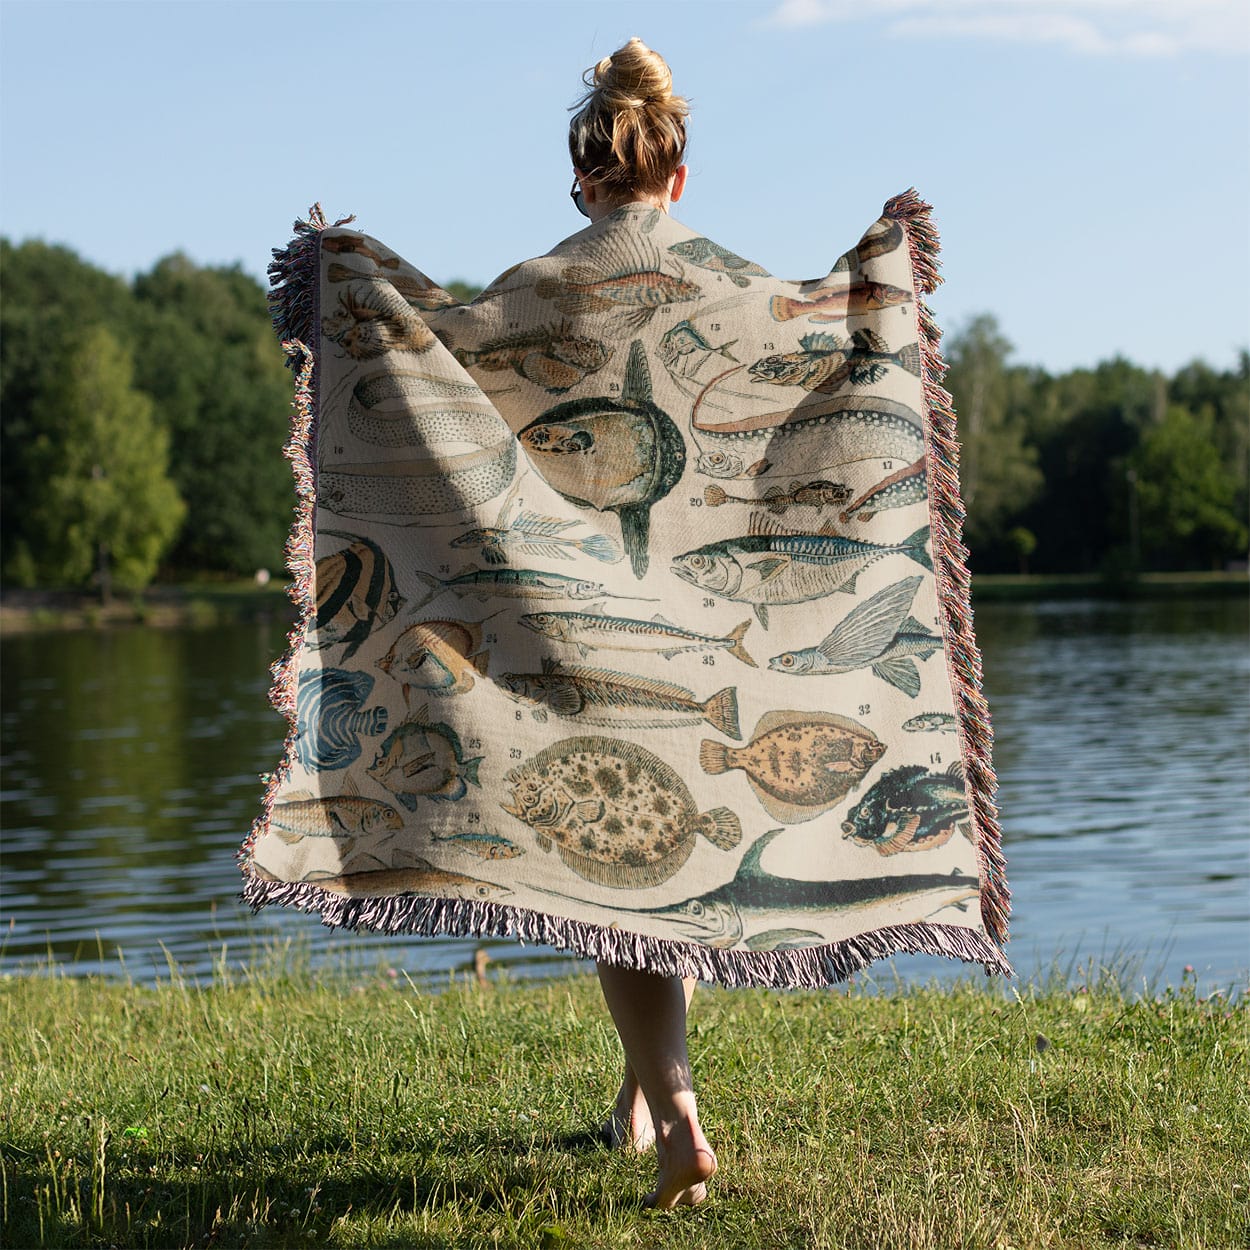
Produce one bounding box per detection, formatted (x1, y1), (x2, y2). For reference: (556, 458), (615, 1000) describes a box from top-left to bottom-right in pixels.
(2, 0), (1247, 374)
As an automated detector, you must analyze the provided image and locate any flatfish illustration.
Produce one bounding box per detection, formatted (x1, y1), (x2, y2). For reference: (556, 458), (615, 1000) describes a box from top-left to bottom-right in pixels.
(703, 479), (852, 514)
(672, 517), (932, 628)
(377, 618), (490, 699)
(295, 669), (389, 772)
(667, 238), (770, 288)
(520, 606), (757, 667)
(366, 705), (484, 809)
(431, 830), (523, 860)
(312, 531), (404, 657)
(410, 566), (657, 611)
(748, 330), (921, 393)
(698, 710), (886, 824)
(501, 735), (741, 889)
(502, 657), (741, 738)
(327, 262), (459, 311)
(518, 341), (686, 577)
(320, 282), (437, 360)
(768, 575), (943, 697)
(270, 793), (404, 839)
(903, 712), (958, 734)
(345, 370), (495, 448)
(658, 319), (739, 380)
(450, 492), (620, 565)
(452, 321), (612, 393)
(842, 763), (970, 855)
(534, 235), (701, 329)
(769, 278), (912, 324)
(839, 457), (927, 523)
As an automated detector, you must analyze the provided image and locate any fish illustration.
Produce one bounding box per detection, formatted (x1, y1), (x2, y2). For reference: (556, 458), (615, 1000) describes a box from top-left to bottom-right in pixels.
(501, 658), (741, 737)
(321, 234), (400, 269)
(903, 712), (958, 734)
(320, 283), (437, 360)
(520, 606), (757, 667)
(270, 793), (404, 839)
(450, 492), (621, 566)
(768, 575), (943, 697)
(367, 706), (483, 809)
(769, 279), (912, 324)
(518, 341), (686, 577)
(667, 238), (770, 288)
(410, 566), (658, 611)
(452, 322), (612, 393)
(295, 669), (389, 772)
(377, 618), (490, 699)
(840, 457), (927, 523)
(658, 319), (739, 379)
(313, 531), (404, 657)
(327, 262), (459, 311)
(699, 710), (886, 824)
(703, 479), (852, 514)
(829, 219), (906, 272)
(534, 238), (701, 329)
(345, 371), (495, 448)
(671, 517), (933, 628)
(541, 827), (981, 948)
(501, 735), (741, 889)
(842, 763), (970, 855)
(431, 830), (523, 860)
(748, 330), (921, 393)
(298, 858), (512, 901)
(694, 450), (773, 480)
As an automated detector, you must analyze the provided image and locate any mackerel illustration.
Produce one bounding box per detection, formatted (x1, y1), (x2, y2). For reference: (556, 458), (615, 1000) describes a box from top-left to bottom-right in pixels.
(410, 566), (657, 610)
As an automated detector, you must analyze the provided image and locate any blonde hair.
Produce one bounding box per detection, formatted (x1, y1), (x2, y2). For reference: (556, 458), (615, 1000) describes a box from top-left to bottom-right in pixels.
(568, 38), (689, 197)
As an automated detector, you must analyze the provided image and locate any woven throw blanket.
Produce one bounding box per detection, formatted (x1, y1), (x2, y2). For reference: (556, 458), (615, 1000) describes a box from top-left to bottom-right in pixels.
(239, 191), (1011, 987)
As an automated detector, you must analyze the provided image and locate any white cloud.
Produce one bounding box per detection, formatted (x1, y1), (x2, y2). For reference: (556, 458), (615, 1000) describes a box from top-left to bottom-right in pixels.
(766, 0), (1250, 57)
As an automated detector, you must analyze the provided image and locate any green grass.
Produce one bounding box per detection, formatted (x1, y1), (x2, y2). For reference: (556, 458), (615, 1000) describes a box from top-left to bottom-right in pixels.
(1, 961), (1246, 1249)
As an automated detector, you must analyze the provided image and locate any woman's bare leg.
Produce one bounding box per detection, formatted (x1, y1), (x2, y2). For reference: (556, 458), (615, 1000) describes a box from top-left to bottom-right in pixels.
(596, 963), (717, 1208)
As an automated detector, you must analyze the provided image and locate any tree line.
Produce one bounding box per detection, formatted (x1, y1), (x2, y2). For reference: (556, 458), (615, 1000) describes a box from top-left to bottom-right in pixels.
(1, 238), (1245, 593)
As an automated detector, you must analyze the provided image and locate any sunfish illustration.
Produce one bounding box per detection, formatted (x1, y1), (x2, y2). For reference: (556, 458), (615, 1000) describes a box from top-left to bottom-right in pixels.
(667, 238), (770, 287)
(312, 531), (404, 658)
(518, 341), (686, 577)
(269, 793), (404, 840)
(377, 618), (490, 699)
(501, 735), (741, 889)
(699, 710), (886, 823)
(295, 669), (388, 771)
(703, 479), (852, 515)
(769, 278), (912, 324)
(748, 330), (921, 394)
(502, 657), (741, 737)
(410, 566), (657, 611)
(452, 321), (612, 393)
(842, 762), (971, 855)
(768, 575), (943, 698)
(367, 706), (483, 809)
(839, 457), (927, 524)
(672, 517), (932, 628)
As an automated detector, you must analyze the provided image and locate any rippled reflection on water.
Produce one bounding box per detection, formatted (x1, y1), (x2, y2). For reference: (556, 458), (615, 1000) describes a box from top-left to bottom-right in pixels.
(2, 596), (1246, 991)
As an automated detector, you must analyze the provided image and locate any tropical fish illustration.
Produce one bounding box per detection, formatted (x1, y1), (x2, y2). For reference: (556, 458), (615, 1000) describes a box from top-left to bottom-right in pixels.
(452, 322), (612, 393)
(320, 283), (437, 360)
(671, 518), (932, 628)
(501, 658), (741, 737)
(903, 712), (958, 734)
(377, 618), (491, 699)
(321, 234), (400, 269)
(269, 793), (404, 839)
(327, 262), (459, 311)
(431, 830), (523, 860)
(703, 479), (852, 514)
(667, 238), (770, 288)
(842, 763), (970, 855)
(768, 575), (943, 697)
(534, 237), (701, 329)
(295, 669), (389, 772)
(839, 457), (927, 523)
(658, 319), (739, 379)
(748, 330), (921, 393)
(543, 827), (981, 948)
(367, 706), (483, 809)
(829, 219), (906, 272)
(298, 858), (512, 901)
(410, 566), (657, 611)
(769, 279), (912, 324)
(500, 735), (741, 889)
(518, 341), (686, 577)
(698, 710), (886, 824)
(520, 606), (757, 667)
(312, 531), (404, 657)
(450, 492), (621, 566)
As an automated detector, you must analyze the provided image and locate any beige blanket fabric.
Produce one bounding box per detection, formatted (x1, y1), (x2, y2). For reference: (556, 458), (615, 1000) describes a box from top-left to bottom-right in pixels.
(239, 192), (1011, 986)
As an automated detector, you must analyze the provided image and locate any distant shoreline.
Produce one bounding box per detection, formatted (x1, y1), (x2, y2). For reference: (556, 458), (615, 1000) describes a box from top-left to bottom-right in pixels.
(1, 570), (1245, 635)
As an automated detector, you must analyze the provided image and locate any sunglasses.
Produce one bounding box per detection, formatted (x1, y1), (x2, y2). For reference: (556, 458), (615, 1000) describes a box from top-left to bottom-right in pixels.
(570, 177), (589, 218)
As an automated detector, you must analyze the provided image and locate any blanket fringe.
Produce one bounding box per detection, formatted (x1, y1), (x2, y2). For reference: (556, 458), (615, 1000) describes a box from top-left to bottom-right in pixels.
(884, 188), (1010, 948)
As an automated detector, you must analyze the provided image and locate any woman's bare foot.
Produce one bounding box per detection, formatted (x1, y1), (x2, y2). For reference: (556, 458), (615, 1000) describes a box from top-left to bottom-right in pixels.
(602, 1076), (655, 1151)
(644, 1117), (717, 1209)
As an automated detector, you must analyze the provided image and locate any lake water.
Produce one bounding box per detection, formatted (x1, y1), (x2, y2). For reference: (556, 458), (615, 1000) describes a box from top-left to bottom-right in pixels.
(2, 596), (1247, 994)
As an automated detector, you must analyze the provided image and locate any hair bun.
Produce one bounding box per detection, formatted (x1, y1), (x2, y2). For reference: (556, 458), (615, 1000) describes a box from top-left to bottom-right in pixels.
(594, 36), (673, 109)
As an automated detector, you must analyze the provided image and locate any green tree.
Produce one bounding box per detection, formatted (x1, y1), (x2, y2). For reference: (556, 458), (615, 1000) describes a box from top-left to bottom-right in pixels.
(23, 327), (185, 595)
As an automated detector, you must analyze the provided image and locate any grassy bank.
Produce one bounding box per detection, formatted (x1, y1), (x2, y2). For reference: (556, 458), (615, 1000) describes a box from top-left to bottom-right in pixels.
(2, 966), (1245, 1249)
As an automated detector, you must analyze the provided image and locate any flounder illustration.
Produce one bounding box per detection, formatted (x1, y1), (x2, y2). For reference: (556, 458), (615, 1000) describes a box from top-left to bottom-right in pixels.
(367, 705), (483, 809)
(517, 340), (686, 577)
(295, 669), (388, 772)
(501, 735), (741, 888)
(699, 711), (886, 824)
(842, 762), (970, 855)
